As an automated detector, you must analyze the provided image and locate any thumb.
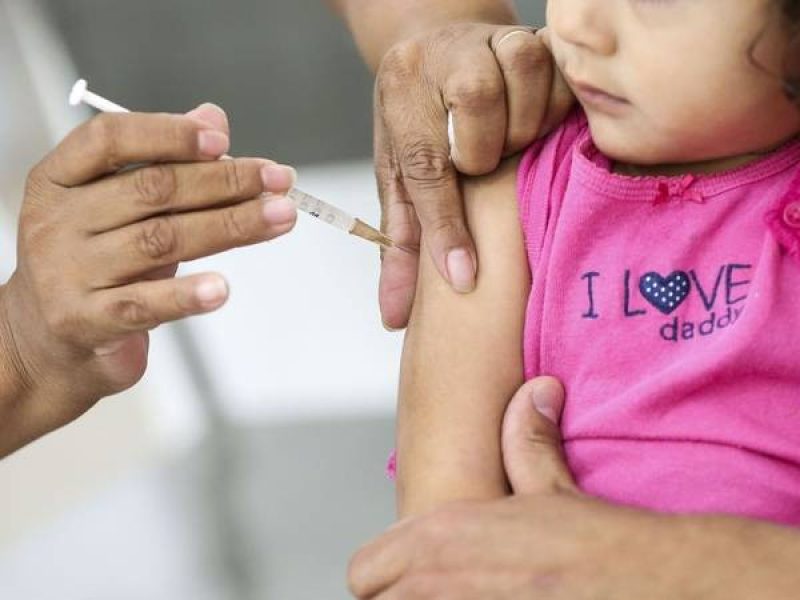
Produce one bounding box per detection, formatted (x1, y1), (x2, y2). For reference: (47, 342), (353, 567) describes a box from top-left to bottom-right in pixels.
(501, 376), (577, 495)
(374, 106), (420, 330)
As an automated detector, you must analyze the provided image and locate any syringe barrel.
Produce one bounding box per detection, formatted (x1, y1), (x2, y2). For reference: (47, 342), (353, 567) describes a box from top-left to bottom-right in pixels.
(287, 188), (356, 233)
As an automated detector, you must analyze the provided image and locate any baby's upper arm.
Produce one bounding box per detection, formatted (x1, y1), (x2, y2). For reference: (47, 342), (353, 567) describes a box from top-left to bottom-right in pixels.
(395, 156), (531, 516)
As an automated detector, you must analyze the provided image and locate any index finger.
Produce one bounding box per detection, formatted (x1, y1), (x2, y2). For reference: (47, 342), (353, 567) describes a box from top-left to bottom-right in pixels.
(347, 520), (417, 599)
(383, 102), (477, 294)
(41, 112), (230, 187)
(491, 27), (555, 154)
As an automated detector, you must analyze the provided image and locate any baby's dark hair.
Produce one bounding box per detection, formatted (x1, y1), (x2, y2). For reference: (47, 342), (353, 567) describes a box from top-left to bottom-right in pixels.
(782, 0), (800, 22)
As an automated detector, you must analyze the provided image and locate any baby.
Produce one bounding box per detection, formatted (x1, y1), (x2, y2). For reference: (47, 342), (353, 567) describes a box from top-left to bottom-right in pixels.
(394, 0), (800, 527)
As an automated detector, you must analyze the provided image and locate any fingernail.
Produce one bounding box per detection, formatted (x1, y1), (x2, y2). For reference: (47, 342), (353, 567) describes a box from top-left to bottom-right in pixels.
(198, 130), (230, 158)
(262, 196), (297, 225)
(382, 321), (403, 333)
(446, 248), (476, 293)
(530, 379), (564, 424)
(195, 276), (229, 308)
(187, 103), (229, 128)
(261, 164), (297, 191)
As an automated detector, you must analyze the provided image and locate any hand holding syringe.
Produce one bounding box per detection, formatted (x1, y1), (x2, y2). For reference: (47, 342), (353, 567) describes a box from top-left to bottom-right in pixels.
(69, 79), (409, 252)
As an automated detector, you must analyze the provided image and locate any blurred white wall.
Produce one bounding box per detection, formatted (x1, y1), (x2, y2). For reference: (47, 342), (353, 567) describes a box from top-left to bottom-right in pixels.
(173, 160), (403, 424)
(0, 0), (170, 548)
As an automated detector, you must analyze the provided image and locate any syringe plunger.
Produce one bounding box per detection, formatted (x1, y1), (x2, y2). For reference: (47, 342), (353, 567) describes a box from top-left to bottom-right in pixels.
(67, 78), (407, 252)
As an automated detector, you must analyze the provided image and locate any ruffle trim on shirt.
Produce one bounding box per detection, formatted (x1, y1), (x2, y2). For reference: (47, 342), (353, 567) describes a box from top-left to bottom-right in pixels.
(572, 130), (800, 204)
(652, 176), (706, 206)
(765, 170), (800, 261)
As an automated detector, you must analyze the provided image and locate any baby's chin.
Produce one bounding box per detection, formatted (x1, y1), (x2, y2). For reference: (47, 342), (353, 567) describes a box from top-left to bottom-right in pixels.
(588, 120), (710, 170)
(591, 132), (676, 167)
(587, 109), (800, 173)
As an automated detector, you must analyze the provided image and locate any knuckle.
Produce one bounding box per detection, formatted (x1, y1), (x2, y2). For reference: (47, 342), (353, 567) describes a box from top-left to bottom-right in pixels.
(136, 216), (179, 261)
(22, 162), (56, 216)
(170, 283), (194, 315)
(43, 305), (80, 340)
(106, 295), (155, 329)
(222, 206), (251, 244)
(221, 159), (247, 197)
(133, 165), (177, 208)
(86, 113), (122, 170)
(500, 37), (552, 74)
(167, 115), (194, 149)
(400, 141), (453, 186)
(523, 429), (557, 453)
(426, 214), (465, 242)
(449, 76), (504, 112)
(379, 39), (422, 88)
(25, 162), (48, 197)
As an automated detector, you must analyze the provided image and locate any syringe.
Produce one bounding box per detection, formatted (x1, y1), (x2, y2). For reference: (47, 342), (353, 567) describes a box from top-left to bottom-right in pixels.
(68, 79), (401, 251)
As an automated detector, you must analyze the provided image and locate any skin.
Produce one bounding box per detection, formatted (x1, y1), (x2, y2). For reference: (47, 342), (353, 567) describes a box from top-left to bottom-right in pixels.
(363, 0), (800, 595)
(0, 0), (567, 459)
(395, 159), (527, 517)
(0, 104), (297, 457)
(349, 378), (800, 599)
(395, 0), (800, 522)
(331, 0), (575, 328)
(546, 0), (800, 172)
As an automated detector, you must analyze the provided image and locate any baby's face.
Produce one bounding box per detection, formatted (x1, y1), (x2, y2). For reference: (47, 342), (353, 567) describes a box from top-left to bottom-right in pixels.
(547, 0), (800, 167)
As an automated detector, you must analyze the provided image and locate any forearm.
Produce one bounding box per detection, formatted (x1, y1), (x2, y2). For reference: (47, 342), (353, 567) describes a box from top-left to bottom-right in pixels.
(396, 159), (529, 518)
(0, 283), (37, 456)
(329, 0), (519, 71)
(677, 514), (800, 597)
(0, 279), (90, 457)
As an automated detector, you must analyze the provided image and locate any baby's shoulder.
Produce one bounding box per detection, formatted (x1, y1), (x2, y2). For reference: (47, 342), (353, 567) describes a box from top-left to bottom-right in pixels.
(518, 108), (588, 187)
(516, 108), (588, 218)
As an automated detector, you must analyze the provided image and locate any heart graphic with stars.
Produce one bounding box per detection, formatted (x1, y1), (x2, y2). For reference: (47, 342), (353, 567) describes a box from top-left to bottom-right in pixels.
(638, 271), (691, 315)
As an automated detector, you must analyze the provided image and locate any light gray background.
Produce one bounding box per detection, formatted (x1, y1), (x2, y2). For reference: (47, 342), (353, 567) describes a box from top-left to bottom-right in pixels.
(45, 0), (546, 164)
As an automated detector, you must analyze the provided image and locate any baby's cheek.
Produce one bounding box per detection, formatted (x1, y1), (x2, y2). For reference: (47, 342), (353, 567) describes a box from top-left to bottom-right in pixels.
(588, 100), (740, 166)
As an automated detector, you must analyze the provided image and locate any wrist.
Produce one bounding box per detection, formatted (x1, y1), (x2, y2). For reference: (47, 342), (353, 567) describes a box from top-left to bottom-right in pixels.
(0, 280), (35, 404)
(0, 279), (40, 455)
(337, 0), (520, 71)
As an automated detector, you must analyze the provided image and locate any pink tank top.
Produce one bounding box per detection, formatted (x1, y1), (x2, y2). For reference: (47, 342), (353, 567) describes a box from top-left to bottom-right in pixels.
(518, 110), (800, 526)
